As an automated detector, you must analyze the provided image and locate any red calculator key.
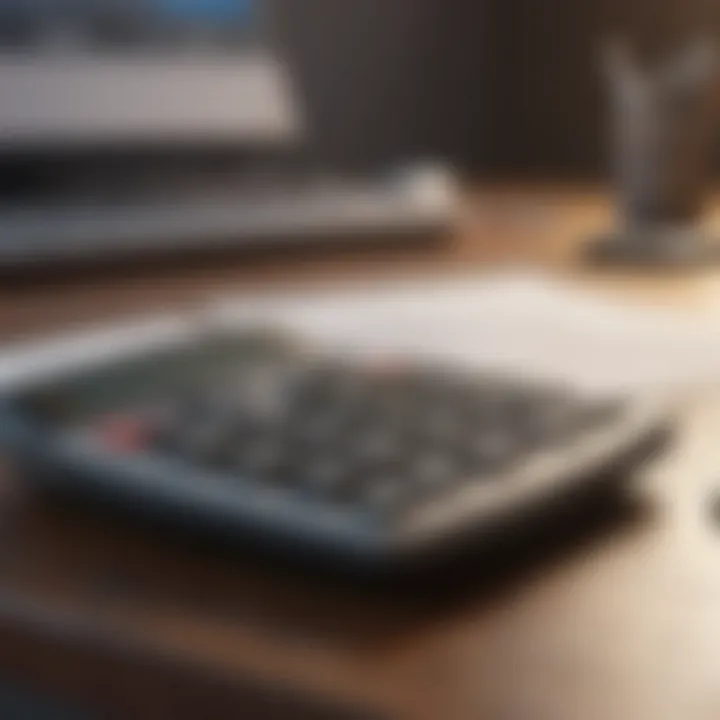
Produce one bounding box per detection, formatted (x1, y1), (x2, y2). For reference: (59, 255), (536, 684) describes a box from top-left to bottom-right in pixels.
(94, 414), (155, 454)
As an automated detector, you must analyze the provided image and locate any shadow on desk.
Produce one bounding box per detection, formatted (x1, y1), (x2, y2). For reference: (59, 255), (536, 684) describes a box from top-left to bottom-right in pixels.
(2, 465), (653, 650)
(0, 411), (666, 718)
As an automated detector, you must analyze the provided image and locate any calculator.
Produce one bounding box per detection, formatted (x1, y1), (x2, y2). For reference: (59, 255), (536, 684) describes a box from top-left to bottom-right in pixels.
(0, 323), (670, 572)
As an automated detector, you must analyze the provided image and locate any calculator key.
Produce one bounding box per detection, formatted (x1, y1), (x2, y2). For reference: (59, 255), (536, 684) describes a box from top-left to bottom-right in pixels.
(235, 435), (286, 480)
(159, 417), (229, 466)
(297, 454), (352, 497)
(351, 426), (404, 467)
(361, 475), (411, 514)
(464, 429), (519, 471)
(294, 364), (367, 408)
(95, 415), (154, 454)
(288, 408), (350, 450)
(416, 408), (467, 445)
(182, 423), (228, 463)
(411, 452), (459, 491)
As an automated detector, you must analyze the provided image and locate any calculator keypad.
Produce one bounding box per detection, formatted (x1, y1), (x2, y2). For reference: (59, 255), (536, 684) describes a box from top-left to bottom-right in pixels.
(91, 359), (622, 517)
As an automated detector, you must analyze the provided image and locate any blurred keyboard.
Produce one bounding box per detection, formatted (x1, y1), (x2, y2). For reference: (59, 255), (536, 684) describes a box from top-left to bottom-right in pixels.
(0, 165), (458, 265)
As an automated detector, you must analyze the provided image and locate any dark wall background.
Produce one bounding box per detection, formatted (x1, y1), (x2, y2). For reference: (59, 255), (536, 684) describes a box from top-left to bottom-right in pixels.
(497, 0), (720, 178)
(273, 0), (497, 172)
(273, 0), (720, 179)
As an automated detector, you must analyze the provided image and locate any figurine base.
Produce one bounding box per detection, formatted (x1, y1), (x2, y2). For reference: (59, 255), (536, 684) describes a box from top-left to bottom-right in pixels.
(586, 226), (720, 267)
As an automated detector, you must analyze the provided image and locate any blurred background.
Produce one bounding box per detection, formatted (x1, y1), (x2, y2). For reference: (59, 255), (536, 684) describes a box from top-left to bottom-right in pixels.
(1, 1), (719, 183)
(273, 0), (720, 177)
(277, 0), (720, 177)
(0, 0), (716, 268)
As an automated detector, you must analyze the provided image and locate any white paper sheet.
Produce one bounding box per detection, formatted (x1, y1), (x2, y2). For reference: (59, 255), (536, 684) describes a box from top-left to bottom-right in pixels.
(2, 272), (720, 398)
(212, 272), (720, 397)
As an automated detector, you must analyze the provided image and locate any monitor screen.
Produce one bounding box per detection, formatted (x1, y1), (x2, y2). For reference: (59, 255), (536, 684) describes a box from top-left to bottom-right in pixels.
(0, 0), (302, 148)
(155, 0), (256, 25)
(0, 0), (264, 52)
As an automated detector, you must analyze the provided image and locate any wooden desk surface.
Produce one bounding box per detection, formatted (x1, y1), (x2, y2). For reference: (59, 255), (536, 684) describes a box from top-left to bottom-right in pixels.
(2, 187), (720, 719)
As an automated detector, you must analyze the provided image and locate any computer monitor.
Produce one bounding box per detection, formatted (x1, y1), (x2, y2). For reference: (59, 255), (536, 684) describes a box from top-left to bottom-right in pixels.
(0, 1), (457, 267)
(0, 0), (302, 149)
